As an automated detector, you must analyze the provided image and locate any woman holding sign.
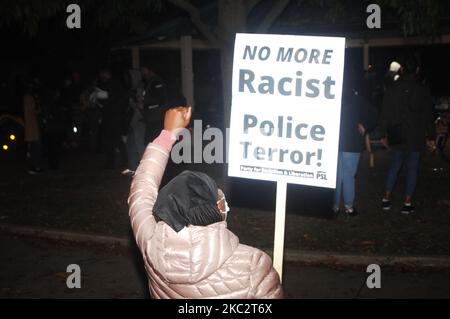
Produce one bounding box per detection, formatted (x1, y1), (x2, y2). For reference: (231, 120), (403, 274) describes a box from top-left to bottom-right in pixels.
(128, 102), (283, 299)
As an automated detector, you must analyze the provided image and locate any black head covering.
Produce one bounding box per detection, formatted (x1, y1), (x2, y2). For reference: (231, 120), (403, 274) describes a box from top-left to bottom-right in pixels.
(153, 170), (222, 232)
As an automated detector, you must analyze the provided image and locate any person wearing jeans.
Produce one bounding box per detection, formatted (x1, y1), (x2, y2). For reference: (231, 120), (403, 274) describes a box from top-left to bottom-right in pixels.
(385, 151), (420, 200)
(380, 59), (435, 214)
(334, 152), (361, 214)
(333, 67), (378, 216)
(124, 119), (146, 174)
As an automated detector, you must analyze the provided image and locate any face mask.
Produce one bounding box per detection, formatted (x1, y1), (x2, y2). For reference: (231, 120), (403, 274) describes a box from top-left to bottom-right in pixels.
(217, 194), (230, 221)
(223, 197), (230, 214)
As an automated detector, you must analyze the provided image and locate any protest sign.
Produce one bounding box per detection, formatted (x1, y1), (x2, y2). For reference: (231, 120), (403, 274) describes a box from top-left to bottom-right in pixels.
(228, 33), (345, 281)
(229, 33), (345, 189)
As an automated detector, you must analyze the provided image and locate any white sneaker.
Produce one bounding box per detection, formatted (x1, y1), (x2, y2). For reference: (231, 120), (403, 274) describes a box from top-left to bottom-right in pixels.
(401, 203), (415, 215)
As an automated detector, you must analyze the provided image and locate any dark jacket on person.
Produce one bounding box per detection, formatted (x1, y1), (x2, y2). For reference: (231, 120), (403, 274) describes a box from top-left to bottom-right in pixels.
(380, 73), (435, 152)
(383, 71), (400, 91)
(140, 75), (167, 141)
(98, 78), (128, 134)
(142, 75), (166, 111)
(140, 75), (166, 123)
(339, 90), (378, 153)
(41, 92), (66, 134)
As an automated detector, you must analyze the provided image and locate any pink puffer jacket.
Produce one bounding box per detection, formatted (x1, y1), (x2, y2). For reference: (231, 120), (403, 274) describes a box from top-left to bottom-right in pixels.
(128, 130), (283, 299)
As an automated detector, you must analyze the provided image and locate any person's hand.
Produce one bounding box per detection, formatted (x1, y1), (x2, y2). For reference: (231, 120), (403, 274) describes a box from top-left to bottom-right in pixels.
(426, 139), (436, 152)
(164, 106), (192, 135)
(381, 137), (390, 149)
(357, 123), (366, 136)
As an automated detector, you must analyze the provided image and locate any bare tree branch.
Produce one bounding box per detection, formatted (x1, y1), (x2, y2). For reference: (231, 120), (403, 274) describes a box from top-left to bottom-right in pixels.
(167, 0), (219, 46)
(255, 0), (290, 33)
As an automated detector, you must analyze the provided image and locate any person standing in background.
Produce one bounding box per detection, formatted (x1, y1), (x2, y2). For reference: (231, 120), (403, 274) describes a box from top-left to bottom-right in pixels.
(23, 83), (43, 174)
(97, 68), (128, 170)
(138, 67), (167, 143)
(380, 58), (436, 214)
(334, 70), (378, 216)
(41, 88), (66, 170)
(122, 71), (147, 176)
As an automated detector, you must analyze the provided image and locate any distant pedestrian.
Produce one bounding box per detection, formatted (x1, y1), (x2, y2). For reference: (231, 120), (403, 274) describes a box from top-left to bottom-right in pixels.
(97, 68), (128, 169)
(122, 88), (146, 176)
(379, 58), (436, 214)
(334, 70), (378, 216)
(138, 67), (167, 143)
(23, 84), (43, 174)
(41, 89), (66, 170)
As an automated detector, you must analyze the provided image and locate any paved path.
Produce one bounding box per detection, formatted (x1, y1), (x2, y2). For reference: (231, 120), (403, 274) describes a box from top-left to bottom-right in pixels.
(2, 233), (449, 298)
(2, 223), (450, 268)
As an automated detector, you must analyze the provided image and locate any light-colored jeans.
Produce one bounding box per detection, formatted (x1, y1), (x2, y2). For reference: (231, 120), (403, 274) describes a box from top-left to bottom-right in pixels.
(334, 151), (361, 209)
(126, 122), (146, 171)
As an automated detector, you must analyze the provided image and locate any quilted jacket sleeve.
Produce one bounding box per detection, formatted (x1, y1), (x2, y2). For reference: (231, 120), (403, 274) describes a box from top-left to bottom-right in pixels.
(128, 130), (176, 252)
(250, 249), (284, 299)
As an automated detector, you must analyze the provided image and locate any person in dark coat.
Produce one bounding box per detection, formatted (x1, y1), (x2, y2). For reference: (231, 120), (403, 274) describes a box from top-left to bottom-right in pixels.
(97, 68), (128, 169)
(138, 67), (167, 143)
(334, 71), (378, 216)
(379, 59), (436, 214)
(41, 88), (66, 170)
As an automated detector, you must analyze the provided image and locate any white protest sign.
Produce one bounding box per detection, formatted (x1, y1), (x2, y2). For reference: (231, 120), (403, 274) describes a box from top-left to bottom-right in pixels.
(228, 33), (345, 188)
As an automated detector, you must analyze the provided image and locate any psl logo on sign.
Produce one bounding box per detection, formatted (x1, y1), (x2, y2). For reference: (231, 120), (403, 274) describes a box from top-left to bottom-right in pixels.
(228, 33), (345, 188)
